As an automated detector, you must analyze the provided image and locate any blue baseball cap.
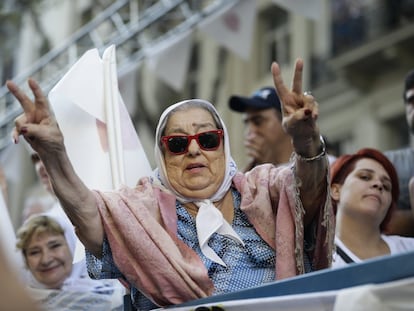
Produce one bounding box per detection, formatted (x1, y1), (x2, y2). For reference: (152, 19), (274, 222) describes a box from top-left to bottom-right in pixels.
(229, 86), (281, 112)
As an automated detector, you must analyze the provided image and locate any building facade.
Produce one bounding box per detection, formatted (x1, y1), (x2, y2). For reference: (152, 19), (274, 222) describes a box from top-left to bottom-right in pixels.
(1, 0), (414, 227)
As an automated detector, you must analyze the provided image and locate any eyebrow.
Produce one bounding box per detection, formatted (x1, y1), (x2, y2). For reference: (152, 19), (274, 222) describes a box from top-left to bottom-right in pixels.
(357, 168), (391, 183)
(27, 237), (64, 250)
(243, 114), (266, 122)
(26, 246), (40, 252)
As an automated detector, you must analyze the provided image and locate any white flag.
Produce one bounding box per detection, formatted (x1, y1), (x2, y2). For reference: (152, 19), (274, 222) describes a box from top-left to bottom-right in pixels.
(197, 0), (256, 60)
(0, 191), (24, 272)
(272, 0), (323, 20)
(49, 46), (153, 191)
(145, 29), (193, 91)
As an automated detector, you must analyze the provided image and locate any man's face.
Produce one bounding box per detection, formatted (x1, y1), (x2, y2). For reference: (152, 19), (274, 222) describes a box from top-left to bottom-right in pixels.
(242, 108), (288, 164)
(31, 153), (53, 194)
(405, 88), (414, 134)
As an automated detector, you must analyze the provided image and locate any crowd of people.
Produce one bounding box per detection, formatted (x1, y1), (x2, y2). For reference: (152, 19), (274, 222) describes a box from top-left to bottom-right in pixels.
(227, 68), (414, 264)
(0, 59), (413, 311)
(384, 69), (414, 237)
(4, 58), (334, 310)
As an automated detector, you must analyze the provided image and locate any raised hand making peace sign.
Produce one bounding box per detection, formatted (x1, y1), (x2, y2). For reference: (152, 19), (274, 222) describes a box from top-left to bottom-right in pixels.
(271, 59), (322, 158)
(5, 58), (332, 310)
(7, 79), (64, 158)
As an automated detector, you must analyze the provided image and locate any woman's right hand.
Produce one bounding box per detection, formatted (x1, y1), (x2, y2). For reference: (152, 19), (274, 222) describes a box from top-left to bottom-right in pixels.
(7, 78), (105, 256)
(7, 78), (64, 156)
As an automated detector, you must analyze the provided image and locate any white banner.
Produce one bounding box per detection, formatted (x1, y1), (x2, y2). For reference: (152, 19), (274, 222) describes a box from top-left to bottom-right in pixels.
(272, 0), (323, 20)
(49, 46), (153, 191)
(159, 290), (337, 311)
(160, 277), (414, 311)
(198, 0), (256, 60)
(0, 190), (25, 273)
(145, 29), (193, 91)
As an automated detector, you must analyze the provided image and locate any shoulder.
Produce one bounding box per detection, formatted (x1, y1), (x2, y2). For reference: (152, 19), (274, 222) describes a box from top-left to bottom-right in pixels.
(98, 176), (171, 200)
(232, 163), (292, 190)
(382, 234), (414, 253)
(332, 237), (360, 268)
(247, 163), (291, 180)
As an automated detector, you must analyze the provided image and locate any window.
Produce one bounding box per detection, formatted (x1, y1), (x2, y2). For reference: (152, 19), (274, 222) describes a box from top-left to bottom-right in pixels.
(257, 6), (290, 78)
(384, 114), (410, 149)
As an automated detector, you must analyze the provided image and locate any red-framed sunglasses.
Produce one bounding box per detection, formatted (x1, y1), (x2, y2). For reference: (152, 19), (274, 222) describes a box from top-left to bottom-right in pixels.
(161, 129), (224, 155)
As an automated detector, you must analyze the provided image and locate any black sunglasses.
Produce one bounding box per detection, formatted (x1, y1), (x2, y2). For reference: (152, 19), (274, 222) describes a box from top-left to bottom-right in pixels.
(161, 130), (224, 155)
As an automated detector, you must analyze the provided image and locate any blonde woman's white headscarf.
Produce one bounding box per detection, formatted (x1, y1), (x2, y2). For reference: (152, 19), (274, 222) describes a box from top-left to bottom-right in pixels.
(20, 212), (124, 309)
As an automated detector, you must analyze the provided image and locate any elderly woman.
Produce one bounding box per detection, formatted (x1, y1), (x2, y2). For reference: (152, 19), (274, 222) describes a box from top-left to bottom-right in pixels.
(7, 59), (334, 310)
(16, 214), (124, 310)
(331, 148), (414, 268)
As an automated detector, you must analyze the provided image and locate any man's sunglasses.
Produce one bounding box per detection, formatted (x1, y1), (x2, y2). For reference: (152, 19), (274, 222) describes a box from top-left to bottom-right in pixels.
(161, 129), (224, 155)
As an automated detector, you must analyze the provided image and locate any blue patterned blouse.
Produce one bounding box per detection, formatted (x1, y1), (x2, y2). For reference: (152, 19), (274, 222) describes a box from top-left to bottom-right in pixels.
(86, 188), (313, 310)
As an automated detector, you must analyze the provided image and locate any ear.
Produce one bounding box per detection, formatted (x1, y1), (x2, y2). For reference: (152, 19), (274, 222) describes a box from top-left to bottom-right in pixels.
(330, 183), (342, 201)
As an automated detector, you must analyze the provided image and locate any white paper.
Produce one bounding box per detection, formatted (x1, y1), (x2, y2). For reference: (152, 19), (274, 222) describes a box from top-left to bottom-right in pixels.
(0, 191), (25, 272)
(49, 46), (153, 191)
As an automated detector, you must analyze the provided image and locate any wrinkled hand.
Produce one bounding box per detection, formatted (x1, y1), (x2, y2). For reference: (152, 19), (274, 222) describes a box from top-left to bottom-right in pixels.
(6, 78), (64, 155)
(271, 59), (319, 143)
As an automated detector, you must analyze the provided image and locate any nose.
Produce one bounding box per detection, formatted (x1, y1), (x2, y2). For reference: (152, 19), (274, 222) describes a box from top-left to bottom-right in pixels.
(372, 181), (384, 192)
(40, 250), (53, 266)
(187, 137), (200, 155)
(245, 124), (257, 138)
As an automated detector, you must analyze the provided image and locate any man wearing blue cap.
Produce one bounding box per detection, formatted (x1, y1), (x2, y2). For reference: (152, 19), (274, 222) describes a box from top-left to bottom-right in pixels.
(384, 69), (414, 237)
(229, 86), (293, 171)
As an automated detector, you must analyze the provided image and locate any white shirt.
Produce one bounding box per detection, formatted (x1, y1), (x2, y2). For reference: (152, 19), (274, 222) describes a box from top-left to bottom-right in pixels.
(332, 235), (414, 268)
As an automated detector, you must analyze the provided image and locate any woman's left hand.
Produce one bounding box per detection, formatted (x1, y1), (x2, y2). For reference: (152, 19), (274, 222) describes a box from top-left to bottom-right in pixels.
(271, 59), (320, 155)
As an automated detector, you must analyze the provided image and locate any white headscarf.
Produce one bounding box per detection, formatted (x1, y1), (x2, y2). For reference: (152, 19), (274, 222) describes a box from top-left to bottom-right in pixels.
(153, 99), (243, 266)
(21, 212), (125, 309)
(22, 212), (114, 293)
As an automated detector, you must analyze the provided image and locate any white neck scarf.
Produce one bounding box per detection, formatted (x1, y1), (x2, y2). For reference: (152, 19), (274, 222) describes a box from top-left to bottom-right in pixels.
(195, 200), (244, 266)
(154, 99), (244, 266)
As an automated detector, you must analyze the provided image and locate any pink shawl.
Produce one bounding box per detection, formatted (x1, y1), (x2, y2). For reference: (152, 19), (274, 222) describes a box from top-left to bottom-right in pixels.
(94, 164), (334, 307)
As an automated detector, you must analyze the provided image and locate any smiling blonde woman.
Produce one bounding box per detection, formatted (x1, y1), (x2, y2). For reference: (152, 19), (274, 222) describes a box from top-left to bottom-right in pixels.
(16, 214), (124, 311)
